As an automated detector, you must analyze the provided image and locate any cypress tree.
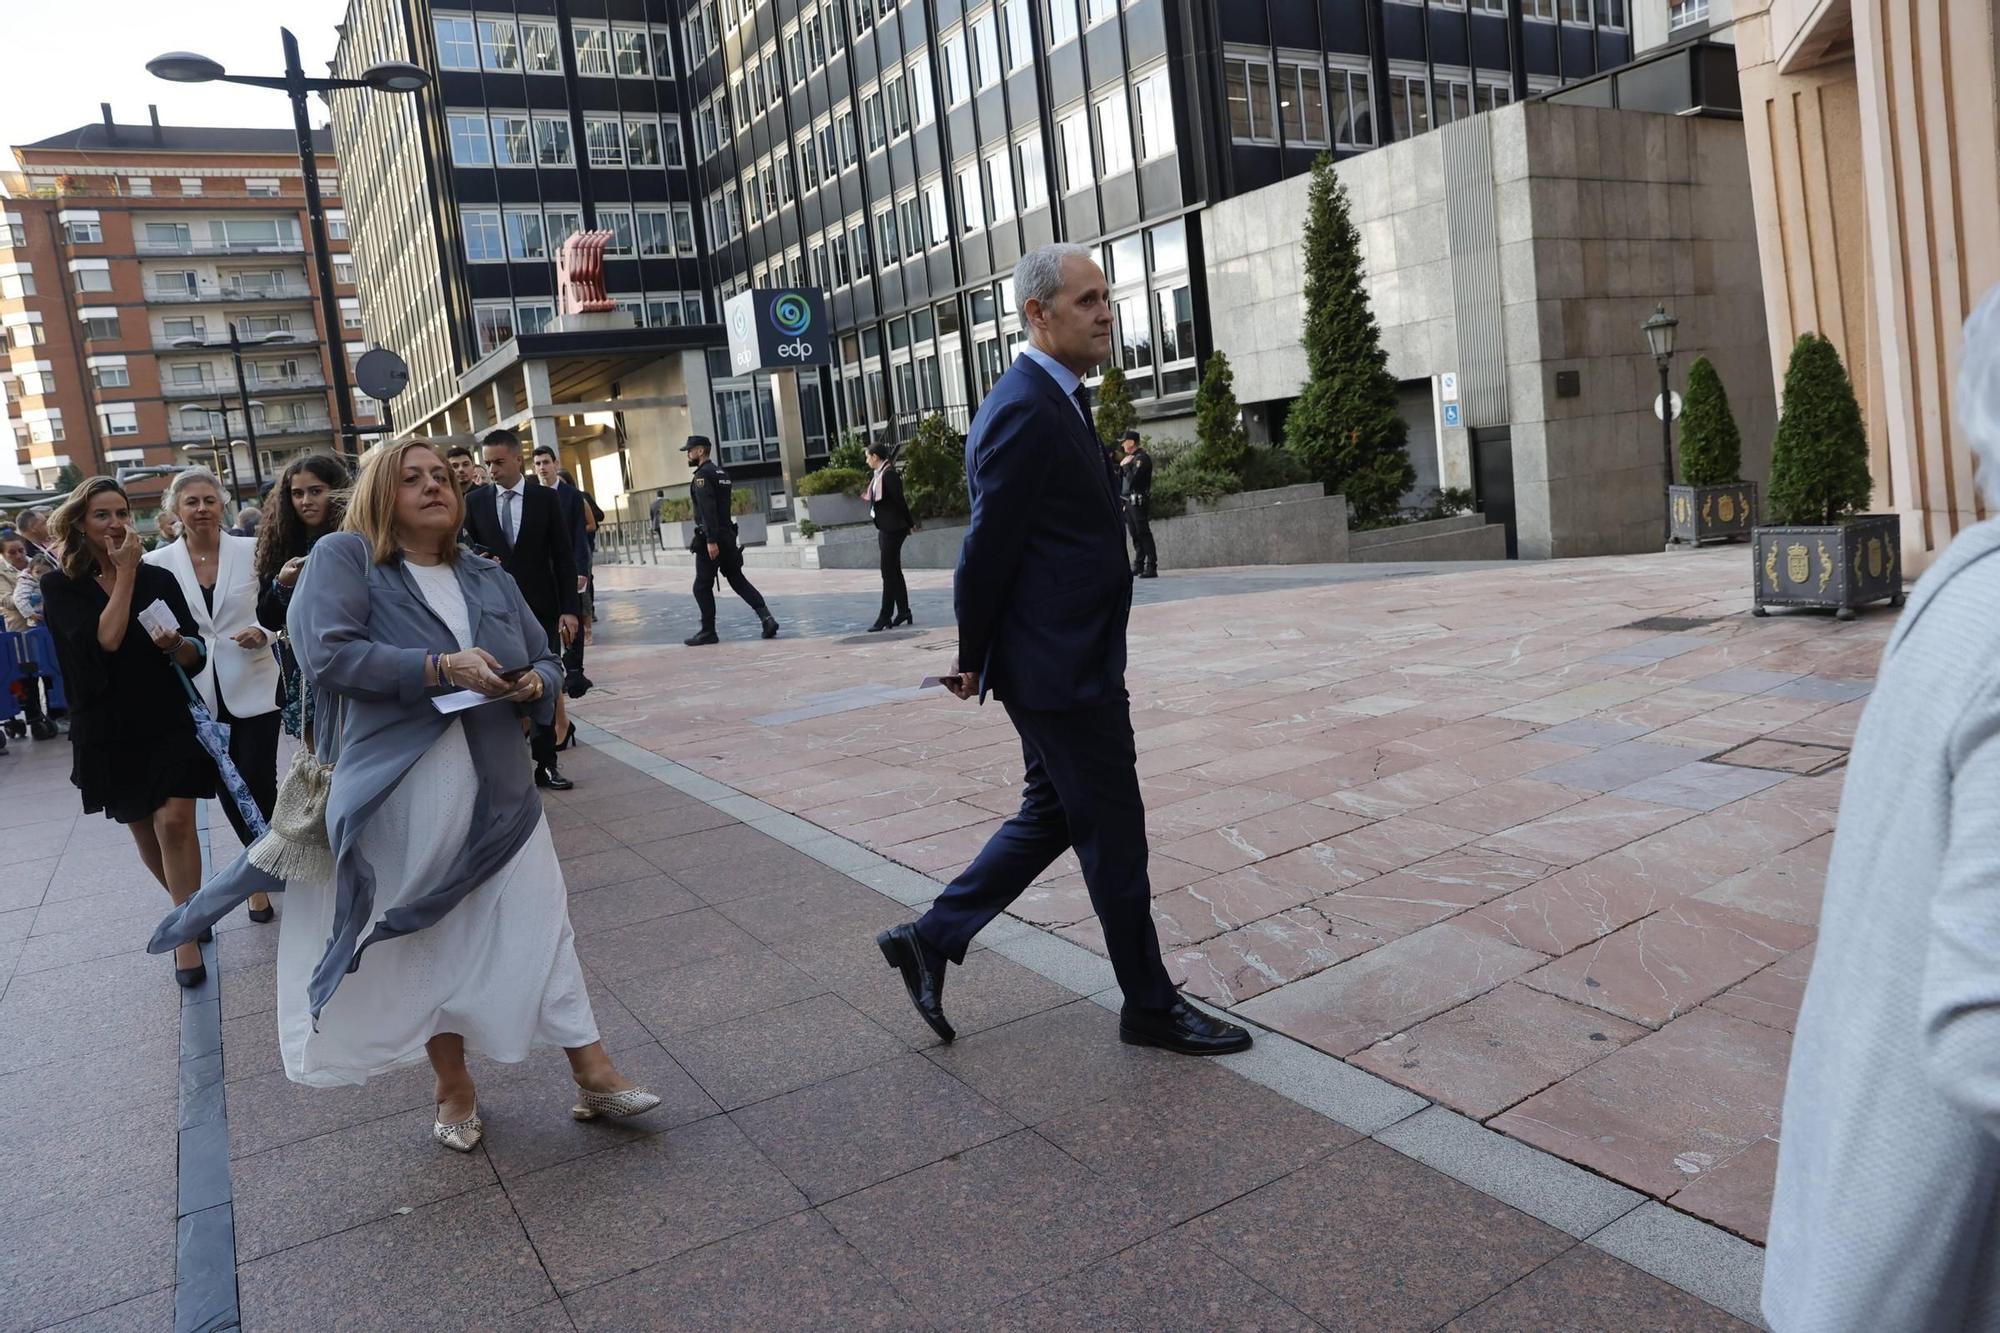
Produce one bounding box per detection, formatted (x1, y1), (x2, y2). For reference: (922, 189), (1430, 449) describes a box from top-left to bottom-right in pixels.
(1093, 364), (1136, 450)
(1192, 351), (1250, 476)
(53, 463), (84, 493)
(1767, 333), (1872, 525)
(1677, 356), (1742, 487)
(1283, 153), (1413, 525)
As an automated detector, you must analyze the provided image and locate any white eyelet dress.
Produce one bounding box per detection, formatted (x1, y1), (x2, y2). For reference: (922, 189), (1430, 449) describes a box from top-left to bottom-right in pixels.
(275, 559), (599, 1086)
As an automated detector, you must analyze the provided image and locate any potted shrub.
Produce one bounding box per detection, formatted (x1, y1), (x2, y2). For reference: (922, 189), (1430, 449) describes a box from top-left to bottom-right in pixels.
(794, 464), (873, 528)
(1752, 333), (1903, 621)
(1668, 356), (1755, 545)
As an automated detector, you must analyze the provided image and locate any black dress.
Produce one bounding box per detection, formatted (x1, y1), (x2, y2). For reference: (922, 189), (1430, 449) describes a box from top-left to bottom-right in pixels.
(39, 563), (217, 823)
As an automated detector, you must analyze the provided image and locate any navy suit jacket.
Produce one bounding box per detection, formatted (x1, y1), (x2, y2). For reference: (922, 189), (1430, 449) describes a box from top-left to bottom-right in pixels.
(955, 355), (1131, 711)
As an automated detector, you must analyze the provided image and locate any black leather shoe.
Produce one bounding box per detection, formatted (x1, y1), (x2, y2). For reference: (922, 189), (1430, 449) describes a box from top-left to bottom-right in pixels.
(890, 610), (913, 627)
(175, 962), (207, 989)
(761, 615), (781, 640)
(684, 629), (719, 646)
(535, 766), (575, 792)
(1138, 568), (1158, 579)
(867, 619), (891, 633)
(1119, 999), (1252, 1055)
(876, 923), (953, 1043)
(248, 904), (275, 924)
(29, 720), (57, 741)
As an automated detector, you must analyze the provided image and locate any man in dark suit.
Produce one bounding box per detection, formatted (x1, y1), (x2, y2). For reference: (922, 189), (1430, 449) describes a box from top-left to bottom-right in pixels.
(865, 441), (914, 632)
(531, 444), (593, 698)
(463, 427), (578, 790)
(875, 243), (1251, 1056)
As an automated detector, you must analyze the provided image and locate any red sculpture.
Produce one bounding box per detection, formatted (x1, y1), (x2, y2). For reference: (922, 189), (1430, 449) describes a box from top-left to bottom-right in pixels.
(557, 229), (617, 314)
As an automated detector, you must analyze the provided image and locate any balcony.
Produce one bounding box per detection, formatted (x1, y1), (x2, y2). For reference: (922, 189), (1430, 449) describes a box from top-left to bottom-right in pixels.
(169, 416), (330, 445)
(136, 239), (305, 257)
(153, 333), (320, 354)
(159, 373), (327, 400)
(147, 282), (315, 305)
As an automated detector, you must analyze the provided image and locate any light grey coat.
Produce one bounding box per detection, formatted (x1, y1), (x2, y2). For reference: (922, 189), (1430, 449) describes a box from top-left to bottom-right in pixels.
(1762, 517), (2000, 1330)
(153, 532), (560, 1019)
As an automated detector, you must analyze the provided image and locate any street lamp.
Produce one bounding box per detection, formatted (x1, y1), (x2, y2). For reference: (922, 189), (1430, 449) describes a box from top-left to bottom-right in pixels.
(146, 33), (430, 464)
(175, 325), (269, 495)
(1643, 304), (1680, 542)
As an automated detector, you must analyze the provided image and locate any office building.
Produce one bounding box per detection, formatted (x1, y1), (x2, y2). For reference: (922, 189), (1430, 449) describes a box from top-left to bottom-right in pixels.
(330, 0), (1632, 510)
(0, 109), (367, 506)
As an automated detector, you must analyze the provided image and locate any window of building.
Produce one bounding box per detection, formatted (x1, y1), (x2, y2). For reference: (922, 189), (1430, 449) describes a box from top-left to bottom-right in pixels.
(154, 269), (198, 296)
(575, 24), (613, 75)
(830, 226), (853, 286)
(896, 193), (924, 260)
(725, 184), (743, 239)
(1001, 0), (1032, 72)
(92, 362), (130, 389)
(849, 221), (872, 279)
(326, 210), (347, 240)
(246, 179), (280, 198)
(17, 367), (55, 395)
(73, 267), (111, 293)
(521, 20), (561, 71)
(1471, 0), (1507, 11)
(339, 298), (363, 331)
(1388, 71), (1432, 140)
(669, 204), (695, 253)
(863, 87), (887, 153)
(126, 177), (152, 195)
(1134, 67), (1174, 160)
(955, 162), (984, 233)
(1084, 0), (1117, 23)
(101, 406), (139, 436)
(1225, 55), (1277, 142)
(448, 113), (492, 165)
(6, 319), (44, 348)
(1475, 79), (1513, 114)
(922, 178), (949, 247)
(1281, 61), (1327, 145)
(473, 303), (514, 355)
(490, 115), (533, 166)
(600, 208), (636, 256)
(332, 256), (355, 285)
(661, 115), (685, 168)
(982, 148), (1016, 223)
(1668, 0), (1708, 29)
(478, 18), (520, 70)
(874, 206), (900, 268)
(625, 119), (663, 166)
(511, 301), (552, 336)
(650, 30), (675, 79)
(1522, 0), (1556, 18)
(162, 316), (206, 342)
(838, 108), (860, 167)
(1330, 64), (1377, 148)
(908, 58), (936, 126)
(941, 31), (971, 106)
(885, 72), (913, 140)
(585, 118), (624, 166)
(0, 219), (23, 248)
(83, 313), (118, 339)
(1056, 106), (1092, 194)
(1094, 90), (1134, 176)
(435, 15), (478, 69)
(636, 208), (674, 257)
(1015, 133), (1048, 211)
(613, 27), (651, 77)
(1046, 0), (1079, 48)
(504, 209), (545, 260)
(63, 218), (102, 244)
(545, 207), (584, 246)
(533, 117), (573, 166)
(970, 10), (1002, 91)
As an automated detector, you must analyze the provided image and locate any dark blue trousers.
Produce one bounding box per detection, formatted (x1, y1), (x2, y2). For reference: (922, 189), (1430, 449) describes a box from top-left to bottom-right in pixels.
(916, 695), (1178, 1011)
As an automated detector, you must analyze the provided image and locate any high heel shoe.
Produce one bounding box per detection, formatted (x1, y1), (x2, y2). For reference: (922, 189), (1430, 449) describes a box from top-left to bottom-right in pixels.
(571, 1085), (662, 1121)
(867, 618), (891, 633)
(555, 721), (578, 752)
(247, 898), (275, 924)
(890, 610), (914, 627)
(433, 1103), (483, 1152)
(174, 949), (206, 988)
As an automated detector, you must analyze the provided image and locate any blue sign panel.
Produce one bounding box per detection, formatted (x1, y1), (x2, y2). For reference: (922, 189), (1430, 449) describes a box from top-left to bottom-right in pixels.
(1443, 402), (1462, 428)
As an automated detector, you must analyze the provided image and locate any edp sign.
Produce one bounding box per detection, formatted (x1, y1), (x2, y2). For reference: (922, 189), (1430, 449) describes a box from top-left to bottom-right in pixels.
(724, 288), (832, 375)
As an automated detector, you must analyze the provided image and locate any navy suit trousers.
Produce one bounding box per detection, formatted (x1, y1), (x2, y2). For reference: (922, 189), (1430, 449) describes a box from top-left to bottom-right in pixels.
(916, 694), (1177, 1011)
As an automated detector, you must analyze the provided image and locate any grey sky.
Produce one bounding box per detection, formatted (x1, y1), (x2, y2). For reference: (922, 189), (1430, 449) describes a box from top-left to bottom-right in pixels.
(1, 1), (352, 159)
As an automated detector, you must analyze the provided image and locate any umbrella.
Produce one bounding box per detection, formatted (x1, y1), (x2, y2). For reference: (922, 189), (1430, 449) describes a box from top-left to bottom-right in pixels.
(174, 662), (268, 841)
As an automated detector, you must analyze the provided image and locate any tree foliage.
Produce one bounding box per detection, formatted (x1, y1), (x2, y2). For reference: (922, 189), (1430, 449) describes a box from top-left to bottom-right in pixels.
(1677, 355), (1743, 487)
(1147, 442), (1243, 519)
(1282, 154), (1413, 525)
(797, 466), (869, 497)
(900, 413), (970, 520)
(825, 433), (868, 471)
(1093, 364), (1137, 450)
(1192, 352), (1251, 476)
(1767, 333), (1872, 525)
(54, 463), (84, 494)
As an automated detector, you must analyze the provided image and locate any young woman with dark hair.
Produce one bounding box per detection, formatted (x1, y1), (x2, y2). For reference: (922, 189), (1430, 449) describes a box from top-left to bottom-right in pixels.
(255, 454), (348, 740)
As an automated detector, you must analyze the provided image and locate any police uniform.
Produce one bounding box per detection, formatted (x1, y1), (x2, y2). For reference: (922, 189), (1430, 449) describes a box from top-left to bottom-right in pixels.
(1119, 433), (1157, 577)
(683, 435), (779, 645)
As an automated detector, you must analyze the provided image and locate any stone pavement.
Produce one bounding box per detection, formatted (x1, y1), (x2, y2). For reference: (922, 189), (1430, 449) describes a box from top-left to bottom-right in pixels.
(0, 544), (1873, 1330)
(578, 543), (1886, 1256)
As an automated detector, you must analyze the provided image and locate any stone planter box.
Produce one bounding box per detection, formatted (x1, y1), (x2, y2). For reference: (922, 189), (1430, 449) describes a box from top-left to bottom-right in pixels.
(1751, 513), (1904, 621)
(660, 512), (767, 549)
(795, 492), (871, 528)
(1669, 482), (1756, 545)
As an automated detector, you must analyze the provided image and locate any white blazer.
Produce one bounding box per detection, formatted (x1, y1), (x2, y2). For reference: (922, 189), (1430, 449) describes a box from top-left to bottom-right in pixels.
(144, 534), (281, 719)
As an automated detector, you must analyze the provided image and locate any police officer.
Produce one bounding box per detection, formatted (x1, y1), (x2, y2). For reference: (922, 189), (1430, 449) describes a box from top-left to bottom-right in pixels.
(682, 435), (780, 646)
(1118, 429), (1157, 578)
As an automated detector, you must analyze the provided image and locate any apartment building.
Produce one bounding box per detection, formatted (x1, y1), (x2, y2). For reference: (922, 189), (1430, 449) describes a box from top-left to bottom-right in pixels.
(331, 0), (1630, 506)
(0, 109), (371, 506)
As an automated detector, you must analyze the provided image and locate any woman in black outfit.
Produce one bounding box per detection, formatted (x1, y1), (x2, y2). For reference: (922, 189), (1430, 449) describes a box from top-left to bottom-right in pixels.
(40, 478), (214, 986)
(254, 454), (348, 740)
(865, 442), (915, 632)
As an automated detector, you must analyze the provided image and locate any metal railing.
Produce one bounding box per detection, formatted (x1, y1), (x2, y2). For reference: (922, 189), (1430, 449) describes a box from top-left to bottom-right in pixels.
(168, 417), (330, 444)
(153, 334), (320, 354)
(159, 373), (326, 400)
(594, 519), (670, 567)
(147, 283), (315, 305)
(135, 239), (306, 257)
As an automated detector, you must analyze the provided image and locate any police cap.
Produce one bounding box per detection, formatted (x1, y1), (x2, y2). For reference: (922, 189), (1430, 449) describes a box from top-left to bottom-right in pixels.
(680, 434), (713, 453)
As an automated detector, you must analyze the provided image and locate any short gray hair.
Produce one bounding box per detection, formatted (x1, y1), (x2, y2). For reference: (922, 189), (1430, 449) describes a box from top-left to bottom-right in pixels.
(165, 466), (224, 514)
(1013, 243), (1095, 317)
(21, 506), (51, 526)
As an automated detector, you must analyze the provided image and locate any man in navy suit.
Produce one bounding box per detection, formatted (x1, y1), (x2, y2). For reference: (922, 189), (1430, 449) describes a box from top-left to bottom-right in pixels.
(877, 244), (1251, 1057)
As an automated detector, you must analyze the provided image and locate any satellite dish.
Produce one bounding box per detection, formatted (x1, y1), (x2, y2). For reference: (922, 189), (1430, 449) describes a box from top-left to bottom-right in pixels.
(354, 347), (410, 401)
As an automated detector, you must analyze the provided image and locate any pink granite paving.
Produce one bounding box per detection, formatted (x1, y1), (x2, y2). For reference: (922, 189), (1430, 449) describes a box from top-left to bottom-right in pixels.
(580, 545), (1893, 1244)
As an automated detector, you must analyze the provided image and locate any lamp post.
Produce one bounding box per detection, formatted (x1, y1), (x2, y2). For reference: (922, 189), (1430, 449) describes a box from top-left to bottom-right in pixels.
(176, 326), (266, 496)
(1643, 304), (1680, 543)
(146, 36), (428, 466)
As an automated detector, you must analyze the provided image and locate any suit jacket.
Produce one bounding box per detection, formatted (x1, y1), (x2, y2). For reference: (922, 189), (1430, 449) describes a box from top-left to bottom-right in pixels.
(955, 355), (1130, 711)
(870, 465), (914, 533)
(548, 480), (592, 576)
(461, 481), (579, 627)
(144, 533), (282, 718)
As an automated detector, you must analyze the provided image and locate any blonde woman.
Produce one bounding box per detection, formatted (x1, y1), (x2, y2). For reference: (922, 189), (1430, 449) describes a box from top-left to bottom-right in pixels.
(154, 440), (658, 1151)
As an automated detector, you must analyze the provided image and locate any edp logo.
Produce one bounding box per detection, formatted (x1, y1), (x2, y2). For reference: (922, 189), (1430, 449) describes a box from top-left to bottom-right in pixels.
(769, 293), (815, 359)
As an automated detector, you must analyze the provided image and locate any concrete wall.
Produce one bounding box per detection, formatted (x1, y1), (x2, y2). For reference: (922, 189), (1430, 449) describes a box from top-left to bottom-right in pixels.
(1205, 100), (1775, 559)
(1348, 513), (1509, 562)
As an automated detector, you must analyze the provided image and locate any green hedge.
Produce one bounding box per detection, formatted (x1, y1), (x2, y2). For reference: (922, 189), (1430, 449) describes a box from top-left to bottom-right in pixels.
(797, 466), (869, 497)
